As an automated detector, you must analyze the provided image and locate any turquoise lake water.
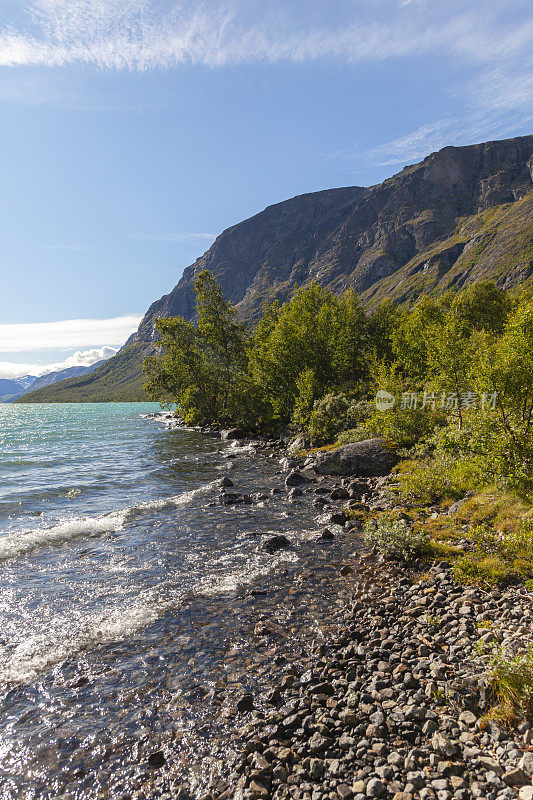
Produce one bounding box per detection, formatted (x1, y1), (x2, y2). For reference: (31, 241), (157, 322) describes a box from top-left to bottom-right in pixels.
(0, 403), (355, 798)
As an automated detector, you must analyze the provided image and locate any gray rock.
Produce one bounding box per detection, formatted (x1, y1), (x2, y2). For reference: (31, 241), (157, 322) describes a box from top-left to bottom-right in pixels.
(262, 535), (291, 554)
(503, 768), (529, 787)
(221, 428), (245, 440)
(366, 778), (385, 797)
(313, 438), (398, 477)
(519, 753), (533, 777)
(432, 733), (457, 757)
(285, 470), (313, 486)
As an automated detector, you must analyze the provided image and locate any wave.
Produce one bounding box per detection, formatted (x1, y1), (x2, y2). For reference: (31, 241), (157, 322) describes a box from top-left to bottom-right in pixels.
(0, 481), (220, 562)
(0, 588), (176, 685)
(0, 548), (299, 685)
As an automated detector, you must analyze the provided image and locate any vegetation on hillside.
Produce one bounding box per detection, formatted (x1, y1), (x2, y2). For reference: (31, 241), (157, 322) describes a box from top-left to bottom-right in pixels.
(146, 271), (533, 586)
(17, 344), (150, 403)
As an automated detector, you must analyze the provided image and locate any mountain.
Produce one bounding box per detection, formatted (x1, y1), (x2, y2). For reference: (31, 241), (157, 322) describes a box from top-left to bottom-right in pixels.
(19, 134), (533, 403)
(0, 379), (27, 403)
(5, 361), (106, 403)
(14, 375), (38, 391)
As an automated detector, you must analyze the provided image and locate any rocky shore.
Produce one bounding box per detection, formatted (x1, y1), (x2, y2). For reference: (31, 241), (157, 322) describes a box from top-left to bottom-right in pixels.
(211, 559), (533, 800)
(144, 417), (533, 800)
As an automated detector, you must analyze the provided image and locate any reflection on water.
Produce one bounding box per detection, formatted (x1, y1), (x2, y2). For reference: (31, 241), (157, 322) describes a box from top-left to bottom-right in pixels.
(0, 404), (361, 798)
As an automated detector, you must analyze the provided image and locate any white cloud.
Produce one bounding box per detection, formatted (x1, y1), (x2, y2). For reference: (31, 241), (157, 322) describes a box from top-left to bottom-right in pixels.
(0, 0), (529, 72)
(0, 345), (118, 379)
(129, 232), (217, 243)
(0, 315), (142, 353)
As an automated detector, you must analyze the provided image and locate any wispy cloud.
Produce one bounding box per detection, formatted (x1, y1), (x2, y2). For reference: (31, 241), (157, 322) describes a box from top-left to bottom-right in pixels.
(129, 232), (217, 243)
(45, 243), (97, 251)
(0, 315), (142, 353)
(0, 1), (529, 72)
(0, 345), (118, 379)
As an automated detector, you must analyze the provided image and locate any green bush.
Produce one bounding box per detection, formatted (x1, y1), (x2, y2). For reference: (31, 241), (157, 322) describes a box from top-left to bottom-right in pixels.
(483, 643), (533, 723)
(364, 517), (429, 561)
(356, 407), (446, 449)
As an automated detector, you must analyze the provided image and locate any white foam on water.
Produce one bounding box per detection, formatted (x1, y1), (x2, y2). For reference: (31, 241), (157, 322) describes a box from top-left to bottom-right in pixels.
(0, 535), (301, 685)
(0, 589), (179, 685)
(0, 481), (220, 562)
(0, 511), (128, 561)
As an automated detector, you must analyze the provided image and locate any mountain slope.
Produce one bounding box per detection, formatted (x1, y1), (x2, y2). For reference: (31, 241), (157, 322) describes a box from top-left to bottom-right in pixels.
(20, 134), (533, 403)
(18, 344), (148, 403)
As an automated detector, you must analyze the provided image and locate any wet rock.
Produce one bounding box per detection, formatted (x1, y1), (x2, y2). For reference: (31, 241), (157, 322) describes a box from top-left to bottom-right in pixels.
(288, 487), (303, 499)
(262, 535), (291, 554)
(330, 487), (350, 500)
(217, 477), (234, 488)
(220, 491), (243, 505)
(147, 751), (166, 768)
(285, 470), (313, 487)
(221, 428), (245, 440)
(236, 694), (255, 713)
(316, 528), (335, 541)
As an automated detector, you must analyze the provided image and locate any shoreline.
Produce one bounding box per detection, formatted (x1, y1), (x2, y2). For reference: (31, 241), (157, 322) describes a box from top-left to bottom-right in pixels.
(141, 418), (533, 800)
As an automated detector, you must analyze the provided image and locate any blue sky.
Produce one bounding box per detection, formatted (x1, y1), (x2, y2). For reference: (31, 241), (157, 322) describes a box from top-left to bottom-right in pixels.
(0, 0), (531, 377)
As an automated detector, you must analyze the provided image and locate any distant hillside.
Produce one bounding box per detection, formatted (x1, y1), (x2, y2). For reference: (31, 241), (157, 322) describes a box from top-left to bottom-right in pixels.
(18, 344), (149, 403)
(0, 378), (26, 402)
(12, 360), (115, 403)
(20, 134), (533, 403)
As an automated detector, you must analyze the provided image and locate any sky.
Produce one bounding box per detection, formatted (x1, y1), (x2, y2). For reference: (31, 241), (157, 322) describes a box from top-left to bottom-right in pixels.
(0, 0), (531, 378)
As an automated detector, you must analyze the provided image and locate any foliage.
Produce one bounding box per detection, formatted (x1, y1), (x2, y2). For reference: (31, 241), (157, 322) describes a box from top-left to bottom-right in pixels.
(363, 517), (429, 561)
(480, 643), (533, 723)
(143, 270), (249, 426)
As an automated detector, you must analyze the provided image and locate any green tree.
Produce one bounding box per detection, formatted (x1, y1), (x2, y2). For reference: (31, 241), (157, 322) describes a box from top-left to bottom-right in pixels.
(144, 270), (248, 425)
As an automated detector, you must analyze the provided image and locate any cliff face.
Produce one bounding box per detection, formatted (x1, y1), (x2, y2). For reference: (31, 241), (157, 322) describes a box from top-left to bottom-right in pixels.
(20, 134), (533, 402)
(132, 134), (533, 345)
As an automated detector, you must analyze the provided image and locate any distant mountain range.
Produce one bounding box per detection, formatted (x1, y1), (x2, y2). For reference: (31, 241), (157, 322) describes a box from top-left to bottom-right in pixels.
(19, 134), (533, 403)
(1, 362), (104, 403)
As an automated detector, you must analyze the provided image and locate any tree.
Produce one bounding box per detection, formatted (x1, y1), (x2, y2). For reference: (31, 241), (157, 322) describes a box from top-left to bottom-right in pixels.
(144, 271), (248, 425)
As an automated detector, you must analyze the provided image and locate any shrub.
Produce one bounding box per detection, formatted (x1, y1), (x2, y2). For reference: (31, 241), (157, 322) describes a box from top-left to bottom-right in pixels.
(357, 407), (447, 450)
(364, 517), (429, 561)
(482, 643), (533, 723)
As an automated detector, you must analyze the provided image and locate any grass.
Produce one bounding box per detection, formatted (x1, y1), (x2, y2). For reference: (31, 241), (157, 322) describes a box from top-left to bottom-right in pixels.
(477, 642), (533, 724)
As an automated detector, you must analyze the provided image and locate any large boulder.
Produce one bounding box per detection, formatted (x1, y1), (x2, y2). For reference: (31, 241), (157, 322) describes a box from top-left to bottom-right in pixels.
(313, 438), (398, 477)
(220, 428), (245, 440)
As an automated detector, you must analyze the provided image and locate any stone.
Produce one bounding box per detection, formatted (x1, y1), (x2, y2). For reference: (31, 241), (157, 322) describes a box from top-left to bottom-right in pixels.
(458, 710), (477, 727)
(309, 733), (330, 753)
(432, 733), (457, 757)
(519, 789), (533, 800)
(331, 488), (350, 500)
(503, 769), (529, 787)
(147, 751), (166, 768)
(221, 428), (245, 440)
(262, 535), (291, 554)
(248, 780), (269, 798)
(309, 759), (325, 780)
(285, 470), (313, 486)
(337, 784), (354, 800)
(236, 694), (254, 712)
(313, 439), (398, 477)
(478, 756), (502, 775)
(366, 778), (385, 797)
(519, 753), (533, 777)
(317, 528), (335, 541)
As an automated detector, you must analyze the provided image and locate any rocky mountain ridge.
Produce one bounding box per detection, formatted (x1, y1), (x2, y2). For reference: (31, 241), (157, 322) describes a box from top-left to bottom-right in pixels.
(20, 134), (533, 403)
